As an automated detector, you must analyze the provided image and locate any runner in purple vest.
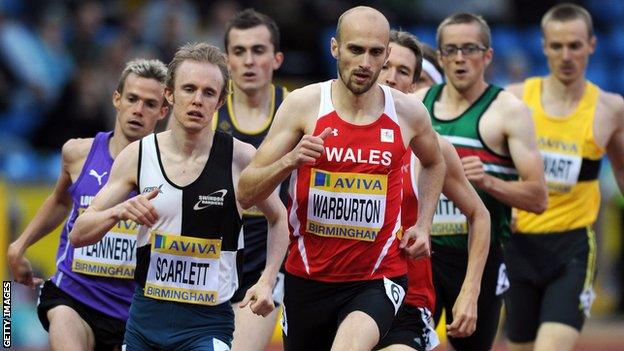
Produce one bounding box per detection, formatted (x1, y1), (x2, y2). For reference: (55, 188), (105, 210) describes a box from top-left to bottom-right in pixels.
(7, 59), (169, 351)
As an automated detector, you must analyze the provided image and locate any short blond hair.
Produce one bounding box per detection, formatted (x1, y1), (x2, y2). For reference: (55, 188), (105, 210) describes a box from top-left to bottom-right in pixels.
(166, 43), (230, 102)
(541, 3), (594, 38)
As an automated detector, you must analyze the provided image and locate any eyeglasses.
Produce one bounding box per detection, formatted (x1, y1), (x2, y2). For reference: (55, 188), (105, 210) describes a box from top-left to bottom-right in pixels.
(440, 43), (488, 58)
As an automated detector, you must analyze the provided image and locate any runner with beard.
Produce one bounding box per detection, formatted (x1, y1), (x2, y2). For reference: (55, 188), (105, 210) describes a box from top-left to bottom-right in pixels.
(238, 7), (446, 351)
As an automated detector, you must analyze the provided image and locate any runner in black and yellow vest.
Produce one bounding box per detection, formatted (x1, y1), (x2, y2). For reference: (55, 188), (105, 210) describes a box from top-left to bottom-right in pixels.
(413, 12), (548, 351)
(214, 9), (288, 351)
(505, 4), (624, 351)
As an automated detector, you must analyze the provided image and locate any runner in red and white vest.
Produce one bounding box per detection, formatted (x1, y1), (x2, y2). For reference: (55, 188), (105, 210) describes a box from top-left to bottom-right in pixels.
(375, 29), (491, 351)
(238, 7), (446, 351)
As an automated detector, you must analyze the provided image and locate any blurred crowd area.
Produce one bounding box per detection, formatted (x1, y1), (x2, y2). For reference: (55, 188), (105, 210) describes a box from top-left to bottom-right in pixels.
(3, 0), (624, 180)
(1, 0), (623, 349)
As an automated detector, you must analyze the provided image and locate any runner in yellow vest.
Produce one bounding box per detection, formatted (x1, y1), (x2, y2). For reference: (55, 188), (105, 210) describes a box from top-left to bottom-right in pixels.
(506, 4), (624, 351)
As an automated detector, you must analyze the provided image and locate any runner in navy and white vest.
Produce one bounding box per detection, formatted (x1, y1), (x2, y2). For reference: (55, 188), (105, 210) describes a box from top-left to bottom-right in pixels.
(7, 59), (169, 351)
(69, 43), (288, 350)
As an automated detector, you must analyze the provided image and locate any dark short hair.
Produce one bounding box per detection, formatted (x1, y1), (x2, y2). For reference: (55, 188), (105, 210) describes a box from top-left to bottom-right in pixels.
(436, 12), (491, 48)
(389, 30), (423, 83)
(541, 3), (594, 38)
(224, 8), (281, 53)
(166, 43), (230, 102)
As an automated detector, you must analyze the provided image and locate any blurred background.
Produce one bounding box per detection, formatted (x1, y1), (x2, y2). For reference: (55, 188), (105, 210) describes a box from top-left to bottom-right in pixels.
(0, 0), (622, 349)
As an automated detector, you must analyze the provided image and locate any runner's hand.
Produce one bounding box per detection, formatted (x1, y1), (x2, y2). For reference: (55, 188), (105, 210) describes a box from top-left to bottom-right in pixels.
(240, 279), (275, 317)
(7, 244), (44, 289)
(461, 156), (490, 189)
(400, 225), (431, 259)
(447, 288), (478, 337)
(286, 127), (332, 168)
(113, 190), (159, 227)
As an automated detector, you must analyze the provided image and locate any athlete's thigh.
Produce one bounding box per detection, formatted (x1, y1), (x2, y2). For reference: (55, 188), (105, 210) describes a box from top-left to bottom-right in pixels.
(333, 311), (380, 351)
(448, 247), (505, 351)
(534, 322), (579, 351)
(47, 305), (95, 350)
(334, 276), (407, 351)
(375, 305), (439, 351)
(282, 273), (338, 351)
(504, 277), (542, 343)
(182, 337), (231, 351)
(430, 247), (465, 326)
(232, 302), (280, 351)
(541, 258), (590, 331)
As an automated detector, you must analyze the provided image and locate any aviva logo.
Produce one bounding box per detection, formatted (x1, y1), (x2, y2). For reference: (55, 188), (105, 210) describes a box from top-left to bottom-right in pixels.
(310, 169), (387, 195)
(152, 233), (221, 258)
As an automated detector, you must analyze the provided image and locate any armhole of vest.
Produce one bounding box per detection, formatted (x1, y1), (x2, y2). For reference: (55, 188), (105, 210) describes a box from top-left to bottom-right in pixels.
(318, 80), (332, 119)
(68, 134), (101, 195)
(587, 84), (606, 155)
(381, 85), (399, 123)
(136, 138), (143, 194)
(477, 87), (514, 160)
(225, 133), (241, 222)
(410, 152), (419, 195)
(423, 85), (442, 116)
(522, 78), (535, 104)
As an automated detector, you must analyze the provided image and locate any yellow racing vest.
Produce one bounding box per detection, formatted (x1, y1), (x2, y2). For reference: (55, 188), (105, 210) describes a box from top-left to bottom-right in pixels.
(517, 77), (605, 233)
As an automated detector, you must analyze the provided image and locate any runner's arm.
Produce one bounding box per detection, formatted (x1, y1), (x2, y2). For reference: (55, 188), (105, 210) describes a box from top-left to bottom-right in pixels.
(410, 102), (446, 235)
(238, 87), (329, 208)
(257, 194), (289, 289)
(235, 141), (289, 316)
(7, 139), (88, 286)
(479, 97), (547, 213)
(606, 97), (624, 192)
(439, 140), (490, 337)
(70, 142), (149, 247)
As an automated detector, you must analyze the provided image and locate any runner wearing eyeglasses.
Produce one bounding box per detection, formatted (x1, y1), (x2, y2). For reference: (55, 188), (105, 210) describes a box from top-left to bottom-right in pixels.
(411, 12), (548, 351)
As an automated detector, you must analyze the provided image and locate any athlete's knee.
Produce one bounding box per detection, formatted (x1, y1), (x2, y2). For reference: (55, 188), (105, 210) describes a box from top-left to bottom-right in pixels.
(333, 311), (380, 351)
(47, 305), (79, 322)
(47, 305), (94, 350)
(506, 341), (533, 351)
(535, 322), (579, 351)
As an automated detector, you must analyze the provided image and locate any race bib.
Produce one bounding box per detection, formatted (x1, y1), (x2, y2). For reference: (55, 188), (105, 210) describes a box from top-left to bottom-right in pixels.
(383, 277), (405, 314)
(431, 194), (468, 236)
(144, 233), (222, 305)
(72, 217), (138, 279)
(307, 169), (387, 242)
(542, 150), (582, 193)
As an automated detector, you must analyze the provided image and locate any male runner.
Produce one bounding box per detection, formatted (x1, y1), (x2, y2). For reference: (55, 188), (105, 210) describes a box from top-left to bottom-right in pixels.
(69, 43), (288, 350)
(7, 59), (169, 351)
(376, 30), (490, 351)
(413, 12), (548, 351)
(238, 7), (446, 351)
(505, 4), (624, 351)
(215, 9), (287, 350)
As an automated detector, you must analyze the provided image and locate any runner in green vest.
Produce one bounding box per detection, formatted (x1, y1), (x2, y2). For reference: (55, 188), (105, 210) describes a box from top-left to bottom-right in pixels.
(412, 12), (548, 351)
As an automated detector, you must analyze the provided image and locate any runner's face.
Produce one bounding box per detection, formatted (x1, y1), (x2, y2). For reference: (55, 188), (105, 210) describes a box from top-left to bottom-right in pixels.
(542, 19), (595, 85)
(438, 23), (492, 93)
(113, 73), (167, 141)
(333, 20), (389, 95)
(167, 60), (225, 132)
(227, 25), (283, 93)
(378, 42), (417, 93)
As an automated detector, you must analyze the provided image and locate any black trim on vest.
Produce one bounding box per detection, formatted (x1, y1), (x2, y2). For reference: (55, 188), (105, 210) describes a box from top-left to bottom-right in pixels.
(578, 158), (601, 181)
(135, 245), (150, 286)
